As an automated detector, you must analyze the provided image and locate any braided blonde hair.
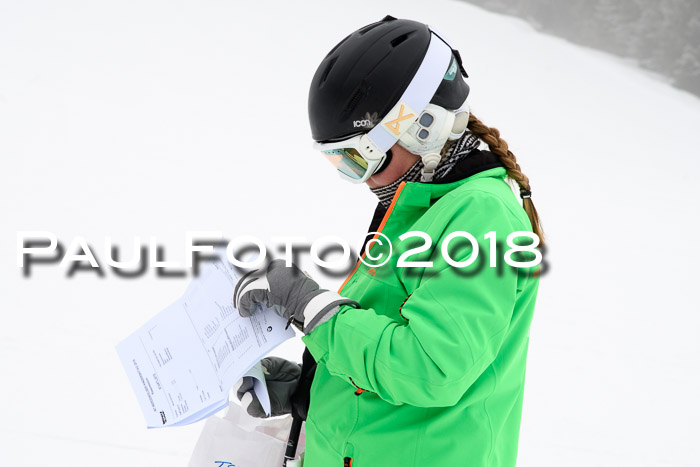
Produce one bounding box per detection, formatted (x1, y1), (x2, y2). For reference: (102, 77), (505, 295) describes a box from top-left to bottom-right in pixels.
(467, 113), (545, 247)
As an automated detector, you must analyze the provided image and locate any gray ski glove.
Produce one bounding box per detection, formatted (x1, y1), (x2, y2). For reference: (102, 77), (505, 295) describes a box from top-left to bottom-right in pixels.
(233, 259), (360, 333)
(235, 357), (301, 418)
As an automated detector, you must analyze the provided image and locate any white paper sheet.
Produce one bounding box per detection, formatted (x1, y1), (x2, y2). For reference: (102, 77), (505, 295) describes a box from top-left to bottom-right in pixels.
(243, 361), (271, 417)
(116, 253), (293, 427)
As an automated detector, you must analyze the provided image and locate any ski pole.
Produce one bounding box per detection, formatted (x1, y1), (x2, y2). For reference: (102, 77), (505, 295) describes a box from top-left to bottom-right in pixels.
(283, 415), (303, 466)
(283, 348), (316, 466)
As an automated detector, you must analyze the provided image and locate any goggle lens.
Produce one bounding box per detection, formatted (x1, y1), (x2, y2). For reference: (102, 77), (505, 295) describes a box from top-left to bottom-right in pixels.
(321, 148), (368, 180)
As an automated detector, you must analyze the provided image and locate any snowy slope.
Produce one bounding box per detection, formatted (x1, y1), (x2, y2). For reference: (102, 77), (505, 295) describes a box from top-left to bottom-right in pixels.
(1, 1), (699, 466)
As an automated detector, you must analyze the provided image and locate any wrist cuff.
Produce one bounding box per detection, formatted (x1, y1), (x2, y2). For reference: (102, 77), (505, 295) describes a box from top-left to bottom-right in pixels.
(303, 290), (359, 333)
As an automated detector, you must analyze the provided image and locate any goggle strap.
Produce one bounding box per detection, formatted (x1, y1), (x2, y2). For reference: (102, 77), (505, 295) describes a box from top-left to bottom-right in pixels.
(367, 33), (454, 153)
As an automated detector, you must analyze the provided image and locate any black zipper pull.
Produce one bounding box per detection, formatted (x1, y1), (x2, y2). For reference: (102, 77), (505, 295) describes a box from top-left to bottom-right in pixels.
(344, 457), (353, 467)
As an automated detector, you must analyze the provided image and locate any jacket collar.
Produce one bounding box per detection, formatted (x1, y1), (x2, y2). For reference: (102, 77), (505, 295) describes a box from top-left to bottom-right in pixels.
(387, 149), (505, 209)
(360, 150), (505, 254)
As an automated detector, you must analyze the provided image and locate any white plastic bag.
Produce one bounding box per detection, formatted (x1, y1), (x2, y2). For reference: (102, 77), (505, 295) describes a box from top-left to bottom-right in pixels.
(189, 401), (304, 467)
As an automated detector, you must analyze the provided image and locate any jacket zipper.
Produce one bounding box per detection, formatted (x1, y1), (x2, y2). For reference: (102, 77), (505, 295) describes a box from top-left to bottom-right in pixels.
(337, 181), (407, 294)
(336, 182), (407, 467)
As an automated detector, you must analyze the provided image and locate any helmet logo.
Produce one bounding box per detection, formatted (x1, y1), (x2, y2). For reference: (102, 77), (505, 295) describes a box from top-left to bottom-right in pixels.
(384, 103), (416, 136)
(444, 56), (458, 81)
(353, 112), (380, 128)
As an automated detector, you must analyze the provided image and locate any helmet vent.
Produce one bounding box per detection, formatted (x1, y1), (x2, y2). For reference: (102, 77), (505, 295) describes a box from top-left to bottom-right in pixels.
(358, 22), (382, 36)
(319, 56), (338, 85)
(342, 81), (368, 117)
(390, 31), (414, 48)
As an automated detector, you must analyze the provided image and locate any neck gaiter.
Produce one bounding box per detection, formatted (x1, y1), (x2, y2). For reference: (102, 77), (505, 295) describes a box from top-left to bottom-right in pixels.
(369, 131), (481, 209)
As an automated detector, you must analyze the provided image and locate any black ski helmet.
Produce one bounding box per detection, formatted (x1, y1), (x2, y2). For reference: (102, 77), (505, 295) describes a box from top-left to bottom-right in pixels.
(308, 15), (469, 143)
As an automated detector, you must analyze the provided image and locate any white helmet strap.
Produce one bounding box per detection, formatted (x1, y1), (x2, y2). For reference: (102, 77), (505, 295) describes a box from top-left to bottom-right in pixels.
(420, 153), (442, 182)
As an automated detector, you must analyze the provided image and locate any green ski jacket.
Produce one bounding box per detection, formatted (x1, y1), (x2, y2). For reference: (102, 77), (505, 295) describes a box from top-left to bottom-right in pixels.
(302, 159), (541, 467)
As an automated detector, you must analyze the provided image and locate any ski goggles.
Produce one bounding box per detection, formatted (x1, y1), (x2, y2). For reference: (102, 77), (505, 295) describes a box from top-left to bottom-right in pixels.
(313, 134), (386, 183)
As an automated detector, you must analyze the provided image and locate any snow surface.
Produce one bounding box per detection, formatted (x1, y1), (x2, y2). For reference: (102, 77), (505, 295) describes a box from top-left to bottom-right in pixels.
(1, 1), (699, 466)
